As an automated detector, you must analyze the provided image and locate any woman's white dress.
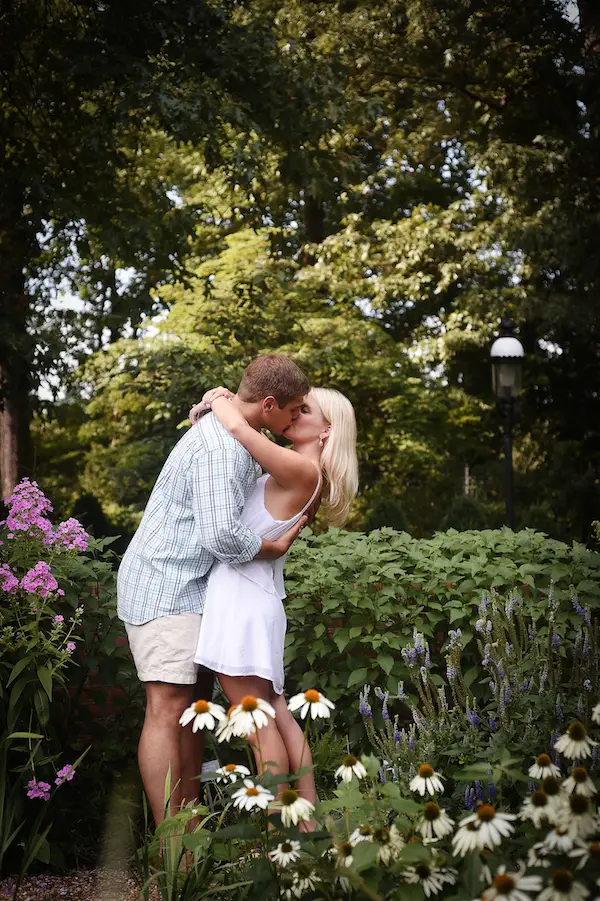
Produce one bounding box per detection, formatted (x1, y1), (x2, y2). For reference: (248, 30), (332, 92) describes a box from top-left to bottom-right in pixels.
(194, 473), (320, 694)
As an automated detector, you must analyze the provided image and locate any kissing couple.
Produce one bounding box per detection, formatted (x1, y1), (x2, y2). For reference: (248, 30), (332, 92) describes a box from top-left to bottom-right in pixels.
(117, 354), (358, 828)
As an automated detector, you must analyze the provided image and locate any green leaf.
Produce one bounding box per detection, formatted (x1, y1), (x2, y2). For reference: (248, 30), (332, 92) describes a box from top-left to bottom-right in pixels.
(37, 666), (53, 702)
(347, 667), (369, 688)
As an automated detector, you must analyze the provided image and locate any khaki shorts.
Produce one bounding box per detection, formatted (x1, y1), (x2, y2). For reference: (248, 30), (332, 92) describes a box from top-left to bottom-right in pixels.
(124, 613), (203, 684)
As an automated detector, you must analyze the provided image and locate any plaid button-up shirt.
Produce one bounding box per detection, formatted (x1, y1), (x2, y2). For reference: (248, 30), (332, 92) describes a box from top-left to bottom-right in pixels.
(117, 413), (262, 625)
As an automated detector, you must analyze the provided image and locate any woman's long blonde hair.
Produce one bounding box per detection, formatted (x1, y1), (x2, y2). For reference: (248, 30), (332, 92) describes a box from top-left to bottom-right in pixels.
(311, 387), (359, 526)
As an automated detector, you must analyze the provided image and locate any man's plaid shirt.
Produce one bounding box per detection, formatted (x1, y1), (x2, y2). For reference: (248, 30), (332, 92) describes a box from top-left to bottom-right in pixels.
(117, 413), (262, 625)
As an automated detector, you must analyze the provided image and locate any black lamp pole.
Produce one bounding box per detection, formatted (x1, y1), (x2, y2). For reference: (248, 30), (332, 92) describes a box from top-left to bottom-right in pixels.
(491, 317), (524, 530)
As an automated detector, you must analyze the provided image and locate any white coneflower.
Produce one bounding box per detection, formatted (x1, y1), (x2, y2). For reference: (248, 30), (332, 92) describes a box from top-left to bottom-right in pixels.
(520, 789), (559, 828)
(481, 863), (543, 901)
(269, 840), (301, 867)
(527, 843), (552, 869)
(288, 689), (335, 719)
(372, 824), (404, 864)
(543, 827), (576, 854)
(283, 870), (320, 900)
(335, 754), (367, 783)
(334, 841), (354, 868)
(179, 699), (225, 731)
(410, 763), (445, 797)
(529, 753), (561, 780)
(568, 838), (600, 870)
(229, 695), (276, 733)
(214, 763), (251, 783)
(349, 824), (374, 845)
(554, 722), (597, 760)
(591, 701), (600, 725)
(418, 801), (454, 842)
(537, 868), (589, 901)
(231, 779), (274, 811)
(562, 766), (597, 797)
(557, 794), (596, 840)
(216, 705), (255, 742)
(404, 863), (458, 898)
(279, 789), (314, 827)
(453, 805), (516, 855)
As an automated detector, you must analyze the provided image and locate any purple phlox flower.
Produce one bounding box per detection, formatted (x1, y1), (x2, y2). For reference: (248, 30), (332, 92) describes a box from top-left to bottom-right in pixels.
(393, 729), (402, 744)
(503, 684), (512, 705)
(488, 716), (497, 732)
(412, 628), (426, 655)
(0, 563), (19, 594)
(20, 561), (58, 597)
(475, 780), (484, 801)
(54, 615), (64, 624)
(66, 642), (76, 653)
(5, 478), (54, 540)
(584, 679), (593, 692)
(55, 764), (76, 786)
(465, 786), (476, 810)
(54, 518), (89, 552)
(26, 779), (51, 801)
(551, 632), (560, 650)
(487, 782), (496, 801)
(56, 589), (65, 597)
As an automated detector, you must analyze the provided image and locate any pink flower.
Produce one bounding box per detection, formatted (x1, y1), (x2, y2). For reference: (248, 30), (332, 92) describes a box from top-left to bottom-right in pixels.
(20, 561), (59, 597)
(26, 779), (51, 801)
(53, 518), (89, 552)
(66, 642), (76, 653)
(54, 615), (64, 623)
(5, 478), (54, 541)
(55, 764), (76, 786)
(0, 563), (19, 594)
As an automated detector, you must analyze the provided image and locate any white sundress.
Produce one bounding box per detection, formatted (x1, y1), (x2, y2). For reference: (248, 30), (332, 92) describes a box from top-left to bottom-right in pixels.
(194, 472), (321, 694)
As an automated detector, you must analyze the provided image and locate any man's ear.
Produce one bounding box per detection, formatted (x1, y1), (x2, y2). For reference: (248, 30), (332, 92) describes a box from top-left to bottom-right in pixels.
(262, 395), (277, 412)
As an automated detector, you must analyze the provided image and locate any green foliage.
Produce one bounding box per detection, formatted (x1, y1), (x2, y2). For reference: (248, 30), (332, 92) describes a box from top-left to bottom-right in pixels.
(283, 526), (600, 736)
(439, 495), (490, 532)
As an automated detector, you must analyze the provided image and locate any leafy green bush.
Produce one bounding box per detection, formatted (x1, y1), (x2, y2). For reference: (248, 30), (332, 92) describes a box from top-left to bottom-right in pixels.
(0, 478), (138, 873)
(284, 527), (600, 737)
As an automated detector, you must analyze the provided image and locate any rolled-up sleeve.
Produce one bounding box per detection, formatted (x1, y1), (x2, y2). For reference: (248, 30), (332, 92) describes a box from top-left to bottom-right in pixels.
(188, 448), (262, 564)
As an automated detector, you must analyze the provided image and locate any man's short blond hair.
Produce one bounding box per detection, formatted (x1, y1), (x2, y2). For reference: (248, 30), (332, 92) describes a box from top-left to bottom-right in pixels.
(238, 355), (309, 406)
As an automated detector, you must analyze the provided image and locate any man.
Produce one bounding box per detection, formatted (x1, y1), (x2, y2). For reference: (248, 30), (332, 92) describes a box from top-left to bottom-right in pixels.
(117, 354), (309, 824)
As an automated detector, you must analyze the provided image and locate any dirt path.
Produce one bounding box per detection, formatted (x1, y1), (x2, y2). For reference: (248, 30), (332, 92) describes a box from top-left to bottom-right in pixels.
(0, 870), (156, 901)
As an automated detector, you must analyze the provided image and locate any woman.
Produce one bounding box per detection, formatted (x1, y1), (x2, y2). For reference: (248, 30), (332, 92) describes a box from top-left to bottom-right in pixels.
(190, 386), (358, 821)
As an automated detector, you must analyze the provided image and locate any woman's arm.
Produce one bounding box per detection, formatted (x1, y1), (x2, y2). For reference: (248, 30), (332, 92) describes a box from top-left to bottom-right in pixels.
(211, 396), (318, 492)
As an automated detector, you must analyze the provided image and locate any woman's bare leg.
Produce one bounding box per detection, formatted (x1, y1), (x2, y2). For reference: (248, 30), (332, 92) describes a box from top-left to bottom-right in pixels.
(271, 693), (317, 806)
(218, 674), (290, 796)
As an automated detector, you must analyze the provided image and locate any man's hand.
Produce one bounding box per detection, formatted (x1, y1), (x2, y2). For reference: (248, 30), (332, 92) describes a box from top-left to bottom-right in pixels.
(189, 386), (234, 424)
(255, 515), (308, 560)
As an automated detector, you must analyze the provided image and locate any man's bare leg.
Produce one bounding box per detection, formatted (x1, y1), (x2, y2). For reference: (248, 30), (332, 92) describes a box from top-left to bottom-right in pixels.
(179, 668), (215, 811)
(138, 681), (194, 824)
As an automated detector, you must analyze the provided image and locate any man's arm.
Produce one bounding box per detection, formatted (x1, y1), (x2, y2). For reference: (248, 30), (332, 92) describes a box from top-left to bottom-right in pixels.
(188, 448), (304, 563)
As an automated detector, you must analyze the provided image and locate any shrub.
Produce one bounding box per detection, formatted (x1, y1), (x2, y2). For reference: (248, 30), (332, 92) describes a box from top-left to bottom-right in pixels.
(284, 527), (600, 737)
(0, 478), (135, 873)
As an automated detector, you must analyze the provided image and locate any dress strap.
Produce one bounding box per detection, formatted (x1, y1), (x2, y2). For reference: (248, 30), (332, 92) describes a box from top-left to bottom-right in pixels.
(299, 471), (322, 517)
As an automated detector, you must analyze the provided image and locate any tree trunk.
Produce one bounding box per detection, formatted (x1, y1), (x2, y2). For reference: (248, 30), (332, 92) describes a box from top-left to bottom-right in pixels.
(0, 208), (34, 501)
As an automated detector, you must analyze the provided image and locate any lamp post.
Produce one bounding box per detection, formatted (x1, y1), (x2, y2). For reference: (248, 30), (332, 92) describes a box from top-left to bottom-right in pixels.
(490, 316), (524, 529)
